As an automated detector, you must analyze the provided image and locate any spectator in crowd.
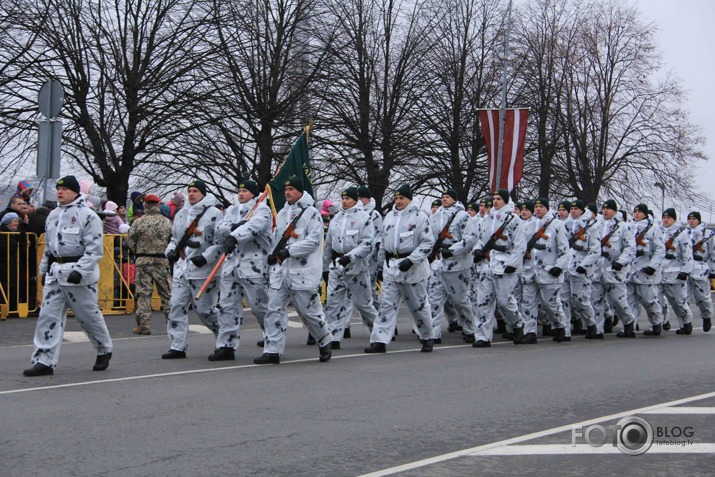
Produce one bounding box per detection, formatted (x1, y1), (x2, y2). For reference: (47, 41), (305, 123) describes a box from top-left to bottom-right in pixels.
(0, 211), (36, 312)
(0, 196), (29, 227)
(168, 192), (185, 220)
(0, 212), (20, 232)
(127, 191), (145, 224)
(13, 180), (35, 203)
(27, 200), (56, 236)
(102, 201), (123, 234)
(117, 204), (127, 223)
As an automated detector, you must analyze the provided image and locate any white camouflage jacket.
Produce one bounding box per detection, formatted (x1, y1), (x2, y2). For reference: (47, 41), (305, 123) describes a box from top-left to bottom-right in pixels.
(362, 198), (383, 271)
(660, 222), (693, 284)
(323, 201), (374, 276)
(476, 202), (526, 275)
(429, 204), (475, 272)
(629, 218), (665, 284)
(599, 214), (636, 284)
(566, 210), (601, 279)
(40, 194), (103, 286)
(529, 210), (570, 285)
(215, 198), (273, 279)
(381, 202), (434, 284)
(687, 223), (715, 280)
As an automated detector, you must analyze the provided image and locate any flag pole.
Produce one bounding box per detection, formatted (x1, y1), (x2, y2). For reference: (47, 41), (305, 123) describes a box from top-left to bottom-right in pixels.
(496, 0), (514, 192)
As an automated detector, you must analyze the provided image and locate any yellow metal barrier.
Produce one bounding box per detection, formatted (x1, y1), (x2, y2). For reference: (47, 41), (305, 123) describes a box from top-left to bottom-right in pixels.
(0, 231), (40, 319)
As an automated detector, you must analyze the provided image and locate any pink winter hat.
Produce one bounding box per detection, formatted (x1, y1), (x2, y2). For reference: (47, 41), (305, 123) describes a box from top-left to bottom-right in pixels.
(320, 199), (333, 216)
(103, 201), (118, 214)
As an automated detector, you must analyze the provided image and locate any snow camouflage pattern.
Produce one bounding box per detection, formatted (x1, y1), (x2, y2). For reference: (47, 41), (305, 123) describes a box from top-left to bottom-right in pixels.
(263, 192), (332, 354)
(626, 218), (665, 330)
(686, 223), (715, 322)
(362, 198), (384, 309)
(323, 200), (378, 341)
(33, 194), (112, 367)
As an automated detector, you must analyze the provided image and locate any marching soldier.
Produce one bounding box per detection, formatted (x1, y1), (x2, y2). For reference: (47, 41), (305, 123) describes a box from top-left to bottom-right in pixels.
(523, 198), (570, 342)
(254, 178), (333, 364)
(126, 193), (173, 335)
(210, 180), (273, 361)
(163, 180), (224, 359)
(365, 184), (435, 353)
(24, 176), (113, 376)
(472, 189), (527, 347)
(593, 200), (638, 338)
(427, 188), (477, 343)
(517, 201), (537, 340)
(557, 200), (571, 221)
(324, 187), (378, 348)
(686, 211), (714, 332)
(659, 208), (695, 334)
(358, 185), (383, 314)
(627, 204), (665, 335)
(563, 200), (601, 339)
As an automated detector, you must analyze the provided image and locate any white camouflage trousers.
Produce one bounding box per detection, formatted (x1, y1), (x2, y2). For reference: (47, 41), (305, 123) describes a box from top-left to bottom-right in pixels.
(592, 281), (636, 334)
(428, 269), (476, 338)
(475, 272), (524, 342)
(626, 282), (663, 331)
(521, 282), (566, 335)
(326, 269), (378, 341)
(562, 277), (596, 333)
(688, 277), (714, 321)
(31, 281), (113, 367)
(215, 270), (269, 350)
(370, 279), (434, 344)
(167, 275), (220, 352)
(660, 282), (693, 327)
(263, 285), (332, 355)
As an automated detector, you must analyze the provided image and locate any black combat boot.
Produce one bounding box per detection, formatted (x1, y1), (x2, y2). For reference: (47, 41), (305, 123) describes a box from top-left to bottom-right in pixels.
(208, 347), (235, 361)
(319, 344), (332, 362)
(420, 339), (434, 353)
(616, 321), (636, 338)
(93, 352), (112, 371)
(22, 363), (54, 377)
(643, 324), (662, 336)
(512, 326), (524, 345)
(253, 353), (280, 364)
(162, 349), (187, 359)
(472, 340), (491, 348)
(585, 324), (598, 339)
(703, 318), (711, 332)
(364, 342), (387, 353)
(676, 322), (693, 335)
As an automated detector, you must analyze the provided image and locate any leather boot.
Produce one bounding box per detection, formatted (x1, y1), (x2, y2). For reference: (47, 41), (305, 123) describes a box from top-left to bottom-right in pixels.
(93, 352), (112, 371)
(553, 327), (566, 342)
(676, 322), (693, 335)
(306, 334), (316, 345)
(344, 328), (352, 338)
(420, 339), (434, 353)
(23, 363), (54, 377)
(319, 344), (332, 362)
(162, 349), (187, 359)
(132, 327), (151, 335)
(208, 347), (235, 361)
(517, 332), (538, 344)
(462, 333), (476, 344)
(330, 341), (341, 350)
(472, 340), (491, 348)
(253, 353), (280, 364)
(643, 324), (661, 336)
(604, 318), (613, 333)
(704, 318), (711, 332)
(663, 320), (671, 330)
(616, 321), (636, 338)
(512, 326), (524, 345)
(364, 342), (387, 353)
(542, 324), (554, 337)
(585, 324), (598, 339)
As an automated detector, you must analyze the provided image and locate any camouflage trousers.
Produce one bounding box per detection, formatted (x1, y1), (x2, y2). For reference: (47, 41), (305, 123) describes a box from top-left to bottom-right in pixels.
(521, 282), (567, 335)
(592, 281), (636, 334)
(561, 277), (596, 334)
(660, 282), (693, 327)
(475, 272), (524, 343)
(215, 269), (269, 350)
(167, 276), (220, 352)
(688, 277), (714, 321)
(263, 285), (332, 355)
(627, 282), (663, 331)
(326, 269), (378, 341)
(134, 257), (172, 330)
(371, 279), (434, 345)
(428, 269), (476, 339)
(31, 280), (113, 367)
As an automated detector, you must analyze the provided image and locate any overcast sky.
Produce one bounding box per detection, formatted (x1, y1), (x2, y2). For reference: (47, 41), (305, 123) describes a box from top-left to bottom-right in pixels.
(632, 0), (715, 215)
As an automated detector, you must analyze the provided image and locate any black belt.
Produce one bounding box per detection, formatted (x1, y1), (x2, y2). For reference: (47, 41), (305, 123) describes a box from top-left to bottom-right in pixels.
(51, 255), (82, 264)
(385, 251), (411, 265)
(136, 253), (167, 258)
(665, 253), (676, 260)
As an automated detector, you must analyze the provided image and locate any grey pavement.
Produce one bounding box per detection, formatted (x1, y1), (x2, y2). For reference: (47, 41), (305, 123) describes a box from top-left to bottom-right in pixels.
(1, 305), (714, 477)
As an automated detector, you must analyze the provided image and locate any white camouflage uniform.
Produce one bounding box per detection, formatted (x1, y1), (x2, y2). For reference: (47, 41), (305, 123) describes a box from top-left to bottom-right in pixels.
(686, 222), (714, 327)
(659, 221), (694, 329)
(627, 218), (665, 331)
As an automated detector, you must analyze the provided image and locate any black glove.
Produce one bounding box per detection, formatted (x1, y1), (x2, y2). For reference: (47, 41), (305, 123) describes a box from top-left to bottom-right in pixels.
(376, 268), (383, 282)
(267, 255), (278, 266)
(186, 239), (201, 249)
(322, 271), (329, 284)
(635, 249), (646, 257)
(231, 220), (247, 231)
(276, 248), (290, 262)
(576, 266), (587, 275)
(601, 251), (610, 258)
(338, 255), (351, 267)
(611, 262), (623, 271)
(677, 272), (689, 281)
(398, 258), (413, 272)
(225, 235), (238, 254)
(166, 250), (180, 263)
(67, 270), (82, 284)
(643, 266), (656, 276)
(440, 247), (453, 259)
(548, 266), (563, 277)
(41, 274), (46, 286)
(473, 249), (485, 262)
(427, 253), (435, 264)
(504, 265), (516, 274)
(191, 254), (207, 268)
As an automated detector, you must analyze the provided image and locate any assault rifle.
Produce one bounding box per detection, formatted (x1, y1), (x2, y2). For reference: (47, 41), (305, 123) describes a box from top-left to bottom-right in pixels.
(569, 219), (596, 249)
(693, 231), (715, 254)
(428, 212), (457, 262)
(269, 206), (308, 264)
(664, 227), (685, 252)
(634, 220), (654, 257)
(600, 219), (620, 249)
(173, 206), (209, 263)
(476, 213), (515, 261)
(525, 215), (557, 259)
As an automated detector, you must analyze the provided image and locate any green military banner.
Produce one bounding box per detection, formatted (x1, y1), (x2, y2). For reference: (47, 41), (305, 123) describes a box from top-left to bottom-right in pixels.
(267, 128), (314, 212)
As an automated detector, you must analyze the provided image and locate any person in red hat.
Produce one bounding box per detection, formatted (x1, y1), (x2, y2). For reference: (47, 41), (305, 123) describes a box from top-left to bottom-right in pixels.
(126, 193), (173, 335)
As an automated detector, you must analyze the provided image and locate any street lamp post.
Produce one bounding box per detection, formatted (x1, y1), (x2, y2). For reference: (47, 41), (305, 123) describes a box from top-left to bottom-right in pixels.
(654, 182), (665, 217)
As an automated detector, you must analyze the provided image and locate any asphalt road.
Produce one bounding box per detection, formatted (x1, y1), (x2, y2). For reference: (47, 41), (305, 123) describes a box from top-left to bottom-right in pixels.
(1, 306), (714, 477)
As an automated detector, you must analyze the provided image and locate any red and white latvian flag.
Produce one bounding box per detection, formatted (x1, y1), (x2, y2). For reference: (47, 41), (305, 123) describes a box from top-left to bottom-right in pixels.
(479, 108), (528, 192)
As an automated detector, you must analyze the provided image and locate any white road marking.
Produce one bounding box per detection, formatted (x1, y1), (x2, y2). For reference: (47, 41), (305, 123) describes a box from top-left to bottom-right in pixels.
(642, 406), (715, 414)
(356, 390), (715, 477)
(62, 332), (89, 343)
(187, 325), (212, 334)
(0, 342), (502, 396)
(469, 443), (715, 455)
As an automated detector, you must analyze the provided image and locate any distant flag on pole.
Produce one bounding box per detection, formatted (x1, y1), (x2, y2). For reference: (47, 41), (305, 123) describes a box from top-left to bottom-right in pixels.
(479, 108), (528, 192)
(266, 124), (315, 215)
